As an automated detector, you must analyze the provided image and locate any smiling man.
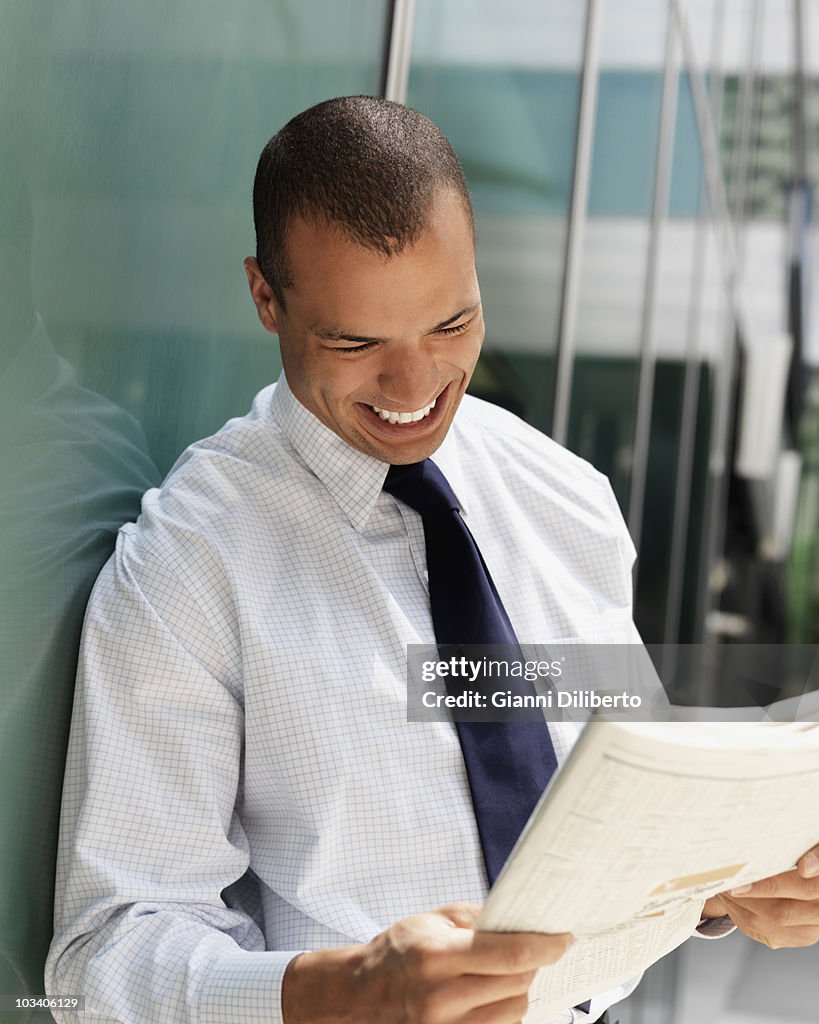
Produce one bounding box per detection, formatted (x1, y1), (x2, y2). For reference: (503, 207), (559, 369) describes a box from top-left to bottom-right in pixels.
(46, 97), (819, 1024)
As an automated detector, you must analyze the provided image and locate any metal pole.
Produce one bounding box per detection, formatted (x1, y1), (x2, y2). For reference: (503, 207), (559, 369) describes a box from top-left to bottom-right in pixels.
(550, 0), (604, 447)
(672, 0), (737, 291)
(626, 2), (680, 549)
(671, 0), (747, 667)
(694, 0), (764, 653)
(729, 0), (764, 270)
(382, 0), (417, 104)
(663, 0), (728, 650)
(793, 0), (808, 182)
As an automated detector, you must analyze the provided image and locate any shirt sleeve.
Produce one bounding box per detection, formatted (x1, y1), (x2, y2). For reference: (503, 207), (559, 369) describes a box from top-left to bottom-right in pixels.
(45, 534), (299, 1024)
(694, 915), (737, 939)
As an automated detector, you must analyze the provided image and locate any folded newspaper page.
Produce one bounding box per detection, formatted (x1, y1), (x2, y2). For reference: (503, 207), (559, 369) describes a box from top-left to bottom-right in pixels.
(477, 720), (819, 1022)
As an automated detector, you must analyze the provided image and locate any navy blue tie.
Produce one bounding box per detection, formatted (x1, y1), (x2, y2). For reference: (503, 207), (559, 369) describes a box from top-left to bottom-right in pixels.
(384, 459), (558, 884)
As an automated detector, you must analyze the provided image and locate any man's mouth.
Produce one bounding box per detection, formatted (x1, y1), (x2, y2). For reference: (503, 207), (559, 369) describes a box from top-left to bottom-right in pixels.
(356, 383), (452, 440)
(369, 398), (437, 426)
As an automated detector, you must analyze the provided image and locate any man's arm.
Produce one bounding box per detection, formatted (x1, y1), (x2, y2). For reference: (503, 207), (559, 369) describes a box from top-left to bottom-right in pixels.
(45, 541), (291, 1023)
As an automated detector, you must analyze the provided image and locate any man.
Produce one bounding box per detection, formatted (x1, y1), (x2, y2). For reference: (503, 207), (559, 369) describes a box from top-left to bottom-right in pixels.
(46, 97), (819, 1024)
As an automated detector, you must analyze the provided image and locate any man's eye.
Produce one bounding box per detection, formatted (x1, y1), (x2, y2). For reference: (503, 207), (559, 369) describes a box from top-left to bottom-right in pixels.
(331, 320), (471, 351)
(438, 322), (469, 336)
(334, 343), (376, 354)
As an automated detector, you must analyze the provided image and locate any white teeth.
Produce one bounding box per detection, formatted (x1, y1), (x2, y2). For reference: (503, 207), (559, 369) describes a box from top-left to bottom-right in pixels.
(371, 398), (436, 426)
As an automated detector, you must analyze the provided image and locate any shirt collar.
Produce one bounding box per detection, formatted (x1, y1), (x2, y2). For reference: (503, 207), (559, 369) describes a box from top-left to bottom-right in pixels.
(270, 372), (389, 532)
(428, 414), (470, 517)
(269, 372), (470, 530)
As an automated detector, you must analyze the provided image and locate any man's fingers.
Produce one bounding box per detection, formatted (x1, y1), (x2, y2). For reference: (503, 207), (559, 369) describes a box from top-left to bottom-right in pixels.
(701, 894), (729, 918)
(427, 905), (574, 976)
(797, 844), (819, 880)
(455, 929), (574, 976)
(730, 870), (819, 901)
(434, 971), (536, 1020)
(718, 894), (819, 948)
(722, 894), (819, 930)
(731, 841), (819, 897)
(378, 909), (572, 983)
(439, 902), (484, 929)
(462, 991), (533, 1024)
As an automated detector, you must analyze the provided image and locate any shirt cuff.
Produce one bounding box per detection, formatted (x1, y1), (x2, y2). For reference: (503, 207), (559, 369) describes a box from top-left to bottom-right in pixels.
(694, 914), (736, 938)
(195, 948), (302, 1024)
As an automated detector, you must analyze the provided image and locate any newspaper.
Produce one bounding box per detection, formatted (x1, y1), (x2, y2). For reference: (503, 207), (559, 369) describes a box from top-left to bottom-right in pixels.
(477, 720), (819, 1022)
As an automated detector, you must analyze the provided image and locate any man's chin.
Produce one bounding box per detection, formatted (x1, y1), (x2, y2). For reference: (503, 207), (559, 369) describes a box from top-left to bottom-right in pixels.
(382, 447), (442, 466)
(354, 431), (448, 466)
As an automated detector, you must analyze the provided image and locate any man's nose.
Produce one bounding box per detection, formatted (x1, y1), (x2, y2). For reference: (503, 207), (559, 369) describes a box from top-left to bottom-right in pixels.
(377, 343), (438, 408)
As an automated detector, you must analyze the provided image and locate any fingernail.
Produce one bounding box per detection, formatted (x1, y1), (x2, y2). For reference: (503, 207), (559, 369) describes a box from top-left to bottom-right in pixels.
(803, 853), (819, 877)
(731, 884), (753, 896)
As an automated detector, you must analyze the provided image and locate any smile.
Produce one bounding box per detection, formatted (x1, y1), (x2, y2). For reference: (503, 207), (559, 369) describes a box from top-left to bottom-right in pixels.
(370, 399), (437, 425)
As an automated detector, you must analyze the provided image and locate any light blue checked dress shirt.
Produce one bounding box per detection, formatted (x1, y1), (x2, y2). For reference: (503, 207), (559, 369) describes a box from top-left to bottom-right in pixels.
(46, 373), (712, 1024)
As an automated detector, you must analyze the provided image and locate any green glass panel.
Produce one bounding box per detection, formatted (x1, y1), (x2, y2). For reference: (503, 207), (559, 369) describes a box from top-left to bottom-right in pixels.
(0, 0), (388, 1010)
(669, 72), (705, 218)
(588, 70), (664, 217)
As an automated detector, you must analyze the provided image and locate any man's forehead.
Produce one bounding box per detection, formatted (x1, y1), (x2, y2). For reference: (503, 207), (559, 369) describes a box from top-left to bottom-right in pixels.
(283, 200), (478, 329)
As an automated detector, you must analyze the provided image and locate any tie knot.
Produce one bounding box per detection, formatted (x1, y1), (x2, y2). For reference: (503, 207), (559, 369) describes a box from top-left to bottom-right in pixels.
(383, 460), (460, 519)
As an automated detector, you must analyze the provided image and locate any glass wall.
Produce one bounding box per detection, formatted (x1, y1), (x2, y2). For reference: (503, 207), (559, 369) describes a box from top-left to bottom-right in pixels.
(0, 0), (389, 1010)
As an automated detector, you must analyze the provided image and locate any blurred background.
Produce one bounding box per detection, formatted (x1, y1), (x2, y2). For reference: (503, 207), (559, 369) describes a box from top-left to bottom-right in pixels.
(0, 1), (816, 1021)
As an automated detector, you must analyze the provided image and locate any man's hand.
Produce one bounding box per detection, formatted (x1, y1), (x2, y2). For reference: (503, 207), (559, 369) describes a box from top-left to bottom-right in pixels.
(282, 902), (574, 1024)
(701, 843), (819, 949)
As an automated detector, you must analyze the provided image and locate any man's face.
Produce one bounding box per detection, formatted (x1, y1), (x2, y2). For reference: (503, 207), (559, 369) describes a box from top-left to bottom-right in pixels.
(244, 189), (484, 464)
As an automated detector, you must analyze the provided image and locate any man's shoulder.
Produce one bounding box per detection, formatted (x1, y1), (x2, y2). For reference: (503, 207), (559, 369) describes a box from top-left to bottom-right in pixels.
(450, 394), (636, 578)
(119, 384), (293, 556)
(452, 393), (612, 497)
(166, 382), (284, 481)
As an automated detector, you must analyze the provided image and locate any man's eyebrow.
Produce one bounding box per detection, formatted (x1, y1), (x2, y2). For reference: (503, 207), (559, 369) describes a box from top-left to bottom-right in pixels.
(312, 303), (480, 344)
(429, 303), (480, 332)
(312, 327), (383, 343)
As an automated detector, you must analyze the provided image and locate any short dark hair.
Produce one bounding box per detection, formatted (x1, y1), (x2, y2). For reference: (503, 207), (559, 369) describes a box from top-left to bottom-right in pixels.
(251, 96), (474, 309)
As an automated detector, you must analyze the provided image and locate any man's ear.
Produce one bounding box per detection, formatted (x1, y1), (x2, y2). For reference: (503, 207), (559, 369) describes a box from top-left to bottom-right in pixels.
(243, 257), (280, 334)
